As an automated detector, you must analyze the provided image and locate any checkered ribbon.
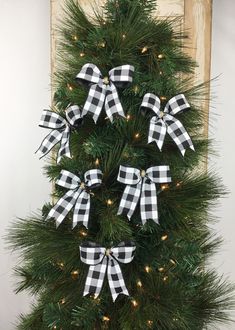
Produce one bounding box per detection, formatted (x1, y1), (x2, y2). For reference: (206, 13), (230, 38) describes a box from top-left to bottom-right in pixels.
(36, 105), (82, 163)
(140, 93), (195, 156)
(47, 169), (102, 228)
(76, 63), (134, 123)
(80, 241), (136, 302)
(117, 165), (171, 225)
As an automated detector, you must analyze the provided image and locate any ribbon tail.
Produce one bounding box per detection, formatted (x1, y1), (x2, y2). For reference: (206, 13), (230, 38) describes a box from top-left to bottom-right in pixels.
(83, 256), (107, 299)
(47, 189), (79, 227)
(107, 257), (129, 302)
(73, 190), (90, 229)
(140, 178), (158, 225)
(36, 130), (63, 159)
(117, 181), (141, 220)
(165, 115), (194, 156)
(57, 126), (71, 163)
(82, 84), (105, 123)
(148, 117), (167, 151)
(105, 83), (126, 122)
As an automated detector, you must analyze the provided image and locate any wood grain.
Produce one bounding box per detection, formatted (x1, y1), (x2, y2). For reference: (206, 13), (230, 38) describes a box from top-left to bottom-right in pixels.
(184, 0), (212, 137)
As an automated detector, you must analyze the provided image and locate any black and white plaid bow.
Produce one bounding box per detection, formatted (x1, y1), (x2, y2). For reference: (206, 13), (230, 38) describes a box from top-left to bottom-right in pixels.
(76, 63), (134, 123)
(140, 93), (195, 156)
(80, 241), (136, 302)
(47, 169), (102, 228)
(117, 165), (171, 225)
(36, 105), (82, 163)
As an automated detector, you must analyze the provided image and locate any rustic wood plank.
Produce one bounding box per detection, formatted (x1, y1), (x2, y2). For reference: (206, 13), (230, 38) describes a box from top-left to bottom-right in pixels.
(184, 0), (212, 137)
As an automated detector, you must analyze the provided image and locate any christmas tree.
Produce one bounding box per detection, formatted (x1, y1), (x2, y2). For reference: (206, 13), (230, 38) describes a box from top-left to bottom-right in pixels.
(8, 0), (234, 329)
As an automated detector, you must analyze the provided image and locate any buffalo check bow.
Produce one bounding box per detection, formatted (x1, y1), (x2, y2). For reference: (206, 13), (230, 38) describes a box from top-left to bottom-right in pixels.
(117, 165), (171, 225)
(140, 93), (195, 156)
(76, 63), (134, 123)
(80, 241), (136, 302)
(36, 105), (82, 163)
(47, 169), (102, 228)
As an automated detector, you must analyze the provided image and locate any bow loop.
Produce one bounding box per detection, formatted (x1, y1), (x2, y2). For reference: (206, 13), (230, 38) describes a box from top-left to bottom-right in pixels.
(164, 94), (190, 115)
(108, 65), (135, 88)
(140, 93), (161, 117)
(56, 170), (81, 190)
(76, 63), (103, 86)
(117, 165), (141, 185)
(117, 165), (171, 225)
(84, 169), (103, 188)
(39, 110), (67, 129)
(146, 166), (171, 184)
(111, 241), (136, 264)
(80, 241), (136, 301)
(76, 63), (134, 123)
(47, 169), (103, 228)
(80, 242), (106, 265)
(65, 105), (83, 128)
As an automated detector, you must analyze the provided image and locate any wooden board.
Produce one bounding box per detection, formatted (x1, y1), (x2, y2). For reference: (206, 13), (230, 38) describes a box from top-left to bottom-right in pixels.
(51, 0), (212, 136)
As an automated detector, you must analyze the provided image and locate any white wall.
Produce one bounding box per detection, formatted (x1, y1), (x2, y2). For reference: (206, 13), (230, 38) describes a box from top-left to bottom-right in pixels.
(0, 1), (50, 329)
(210, 0), (235, 328)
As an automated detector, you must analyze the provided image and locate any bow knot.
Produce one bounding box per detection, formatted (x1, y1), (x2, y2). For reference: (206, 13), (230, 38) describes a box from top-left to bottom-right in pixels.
(76, 63), (135, 123)
(80, 241), (136, 301)
(36, 105), (82, 163)
(140, 93), (195, 156)
(103, 76), (110, 85)
(47, 169), (102, 228)
(117, 165), (171, 225)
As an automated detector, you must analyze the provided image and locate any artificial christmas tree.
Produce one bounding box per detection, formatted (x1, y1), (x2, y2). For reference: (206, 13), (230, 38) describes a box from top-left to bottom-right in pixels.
(8, 0), (234, 329)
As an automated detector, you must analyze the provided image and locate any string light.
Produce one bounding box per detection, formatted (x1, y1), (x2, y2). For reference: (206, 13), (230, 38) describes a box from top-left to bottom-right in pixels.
(98, 41), (106, 48)
(170, 259), (176, 265)
(71, 270), (79, 280)
(131, 299), (138, 307)
(67, 83), (73, 91)
(80, 229), (88, 237)
(58, 262), (64, 270)
(176, 181), (182, 187)
(126, 114), (131, 121)
(107, 199), (113, 206)
(137, 280), (143, 288)
(145, 266), (151, 273)
(72, 35), (78, 41)
(160, 96), (167, 101)
(79, 52), (85, 57)
(163, 276), (168, 282)
(161, 184), (169, 191)
(133, 85), (139, 94)
(95, 158), (100, 166)
(147, 320), (153, 327)
(102, 316), (110, 322)
(60, 298), (66, 305)
(161, 234), (168, 241)
(158, 54), (164, 59)
(53, 326), (57, 330)
(122, 34), (126, 39)
(158, 267), (165, 273)
(141, 46), (148, 54)
(94, 296), (101, 303)
(159, 71), (163, 75)
(134, 133), (140, 139)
